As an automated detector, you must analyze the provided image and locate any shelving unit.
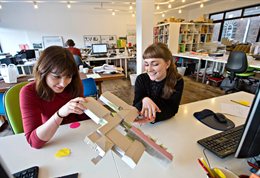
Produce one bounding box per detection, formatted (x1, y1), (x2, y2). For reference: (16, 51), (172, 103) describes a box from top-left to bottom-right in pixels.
(153, 22), (214, 53)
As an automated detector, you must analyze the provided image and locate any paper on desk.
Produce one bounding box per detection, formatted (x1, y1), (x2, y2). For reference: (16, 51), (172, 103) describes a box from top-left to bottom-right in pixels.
(221, 103), (250, 118)
(86, 74), (101, 79)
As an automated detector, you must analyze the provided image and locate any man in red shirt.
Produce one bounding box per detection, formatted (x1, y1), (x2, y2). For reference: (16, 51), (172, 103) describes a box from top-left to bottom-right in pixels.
(66, 39), (82, 58)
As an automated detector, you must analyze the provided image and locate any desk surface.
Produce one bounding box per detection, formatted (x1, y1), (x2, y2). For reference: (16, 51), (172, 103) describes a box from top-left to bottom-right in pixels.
(84, 55), (135, 62)
(174, 52), (260, 68)
(0, 72), (125, 93)
(0, 92), (254, 178)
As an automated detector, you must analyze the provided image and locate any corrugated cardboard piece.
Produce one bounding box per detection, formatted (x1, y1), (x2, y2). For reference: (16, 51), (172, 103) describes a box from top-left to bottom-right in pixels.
(83, 91), (173, 168)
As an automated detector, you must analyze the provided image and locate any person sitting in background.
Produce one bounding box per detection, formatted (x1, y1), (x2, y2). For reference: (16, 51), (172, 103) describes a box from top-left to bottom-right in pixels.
(20, 46), (89, 149)
(133, 43), (184, 124)
(66, 39), (82, 58)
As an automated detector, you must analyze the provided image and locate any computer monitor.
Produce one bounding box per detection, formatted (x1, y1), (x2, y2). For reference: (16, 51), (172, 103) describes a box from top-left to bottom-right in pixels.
(235, 85), (260, 158)
(25, 49), (36, 60)
(91, 44), (108, 55)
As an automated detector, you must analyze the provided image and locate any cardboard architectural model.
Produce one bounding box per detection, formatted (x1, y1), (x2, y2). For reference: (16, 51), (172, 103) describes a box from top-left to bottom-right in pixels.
(83, 91), (173, 168)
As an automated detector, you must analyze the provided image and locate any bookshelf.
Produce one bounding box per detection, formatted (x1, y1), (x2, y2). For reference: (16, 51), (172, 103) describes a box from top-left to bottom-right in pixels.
(153, 22), (214, 53)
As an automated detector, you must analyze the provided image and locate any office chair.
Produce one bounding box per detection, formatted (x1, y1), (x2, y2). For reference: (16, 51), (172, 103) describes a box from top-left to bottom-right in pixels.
(220, 51), (255, 93)
(82, 78), (98, 98)
(73, 55), (91, 69)
(4, 82), (29, 134)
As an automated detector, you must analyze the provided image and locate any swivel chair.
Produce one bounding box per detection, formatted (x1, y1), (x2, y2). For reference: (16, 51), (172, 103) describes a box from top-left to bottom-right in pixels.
(73, 55), (92, 69)
(4, 82), (29, 134)
(220, 51), (254, 93)
(73, 55), (84, 69)
(82, 78), (98, 98)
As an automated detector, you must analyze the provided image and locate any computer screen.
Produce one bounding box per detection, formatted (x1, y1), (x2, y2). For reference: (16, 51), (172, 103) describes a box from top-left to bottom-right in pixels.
(25, 49), (36, 60)
(235, 85), (260, 158)
(91, 44), (108, 55)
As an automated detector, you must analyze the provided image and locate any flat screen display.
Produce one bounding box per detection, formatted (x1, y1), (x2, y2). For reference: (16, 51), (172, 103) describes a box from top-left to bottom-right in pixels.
(92, 44), (108, 55)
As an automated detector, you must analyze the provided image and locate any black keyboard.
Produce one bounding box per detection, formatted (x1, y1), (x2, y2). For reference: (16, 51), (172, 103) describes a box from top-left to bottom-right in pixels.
(13, 166), (39, 178)
(197, 125), (244, 158)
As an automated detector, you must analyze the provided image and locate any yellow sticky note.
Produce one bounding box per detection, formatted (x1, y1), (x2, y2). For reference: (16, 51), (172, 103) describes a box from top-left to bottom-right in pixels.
(55, 148), (71, 158)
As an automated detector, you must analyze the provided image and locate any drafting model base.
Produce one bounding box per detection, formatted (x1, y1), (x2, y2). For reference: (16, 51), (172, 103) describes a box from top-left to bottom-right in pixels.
(83, 91), (173, 168)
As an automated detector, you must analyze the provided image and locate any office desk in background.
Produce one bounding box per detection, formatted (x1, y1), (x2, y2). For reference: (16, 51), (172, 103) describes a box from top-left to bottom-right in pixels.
(0, 92), (254, 178)
(174, 52), (260, 83)
(0, 72), (124, 95)
(83, 55), (135, 78)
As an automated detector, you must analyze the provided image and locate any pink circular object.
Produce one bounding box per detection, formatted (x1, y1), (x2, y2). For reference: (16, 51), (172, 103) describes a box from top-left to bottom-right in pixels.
(69, 122), (80, 129)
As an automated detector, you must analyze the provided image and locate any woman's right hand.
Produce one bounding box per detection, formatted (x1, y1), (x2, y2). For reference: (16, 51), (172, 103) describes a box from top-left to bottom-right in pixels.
(135, 97), (161, 124)
(58, 97), (88, 118)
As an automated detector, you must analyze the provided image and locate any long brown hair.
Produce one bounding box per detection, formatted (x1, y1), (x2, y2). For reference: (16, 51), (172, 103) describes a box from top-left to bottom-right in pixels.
(33, 46), (82, 101)
(143, 43), (182, 99)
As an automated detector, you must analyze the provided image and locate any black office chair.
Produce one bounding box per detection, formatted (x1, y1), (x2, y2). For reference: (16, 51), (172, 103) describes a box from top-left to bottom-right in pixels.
(73, 55), (84, 69)
(226, 51), (248, 81)
(73, 55), (92, 69)
(220, 51), (248, 93)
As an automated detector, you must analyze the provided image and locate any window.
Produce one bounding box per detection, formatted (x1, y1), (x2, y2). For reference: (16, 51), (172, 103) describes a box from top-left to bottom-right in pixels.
(210, 13), (224, 21)
(225, 10), (242, 19)
(212, 23), (221, 41)
(244, 5), (260, 16)
(209, 4), (260, 42)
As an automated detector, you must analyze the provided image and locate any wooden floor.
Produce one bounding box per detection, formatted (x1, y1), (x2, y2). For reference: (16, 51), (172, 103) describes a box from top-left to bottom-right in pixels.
(0, 76), (225, 137)
(102, 76), (225, 105)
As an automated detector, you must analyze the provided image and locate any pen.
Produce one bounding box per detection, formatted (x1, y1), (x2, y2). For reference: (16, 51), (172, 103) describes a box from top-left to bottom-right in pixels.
(199, 158), (215, 178)
(230, 100), (250, 107)
(198, 158), (215, 178)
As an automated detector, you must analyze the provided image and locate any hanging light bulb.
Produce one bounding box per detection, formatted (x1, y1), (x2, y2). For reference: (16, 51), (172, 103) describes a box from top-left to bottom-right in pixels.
(200, 3), (204, 8)
(168, 3), (172, 8)
(182, 0), (185, 2)
(67, 1), (71, 9)
(162, 13), (165, 18)
(129, 3), (133, 10)
(156, 5), (160, 10)
(112, 11), (115, 16)
(178, 9), (182, 13)
(132, 13), (135, 17)
(33, 1), (38, 9)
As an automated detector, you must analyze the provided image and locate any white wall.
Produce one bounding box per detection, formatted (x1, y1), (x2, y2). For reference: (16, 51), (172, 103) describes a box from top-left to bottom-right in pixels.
(0, 3), (136, 55)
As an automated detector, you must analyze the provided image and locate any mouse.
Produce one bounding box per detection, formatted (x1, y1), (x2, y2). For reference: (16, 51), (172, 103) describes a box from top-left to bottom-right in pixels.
(214, 113), (228, 123)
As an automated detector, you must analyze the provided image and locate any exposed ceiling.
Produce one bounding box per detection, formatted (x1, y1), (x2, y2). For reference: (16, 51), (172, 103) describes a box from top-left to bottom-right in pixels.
(0, 0), (249, 16)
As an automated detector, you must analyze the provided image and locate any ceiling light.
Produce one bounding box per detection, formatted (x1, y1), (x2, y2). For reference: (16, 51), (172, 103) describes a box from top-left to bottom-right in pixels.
(67, 1), (71, 9)
(178, 9), (182, 13)
(33, 1), (38, 9)
(0, 3), (2, 9)
(182, 0), (186, 2)
(168, 4), (172, 9)
(200, 3), (204, 8)
(132, 13), (135, 17)
(156, 5), (160, 10)
(162, 13), (165, 17)
(112, 11), (115, 16)
(129, 3), (133, 10)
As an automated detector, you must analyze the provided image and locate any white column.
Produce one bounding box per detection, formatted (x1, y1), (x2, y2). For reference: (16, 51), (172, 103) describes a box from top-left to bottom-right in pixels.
(136, 0), (154, 75)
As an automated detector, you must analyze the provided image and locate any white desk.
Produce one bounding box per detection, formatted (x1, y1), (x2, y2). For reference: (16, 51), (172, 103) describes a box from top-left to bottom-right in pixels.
(114, 91), (254, 178)
(83, 55), (135, 78)
(174, 53), (260, 83)
(0, 121), (119, 178)
(0, 92), (254, 177)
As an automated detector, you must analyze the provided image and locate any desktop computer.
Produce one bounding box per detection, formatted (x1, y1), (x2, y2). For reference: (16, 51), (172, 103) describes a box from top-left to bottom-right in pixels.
(198, 84), (260, 161)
